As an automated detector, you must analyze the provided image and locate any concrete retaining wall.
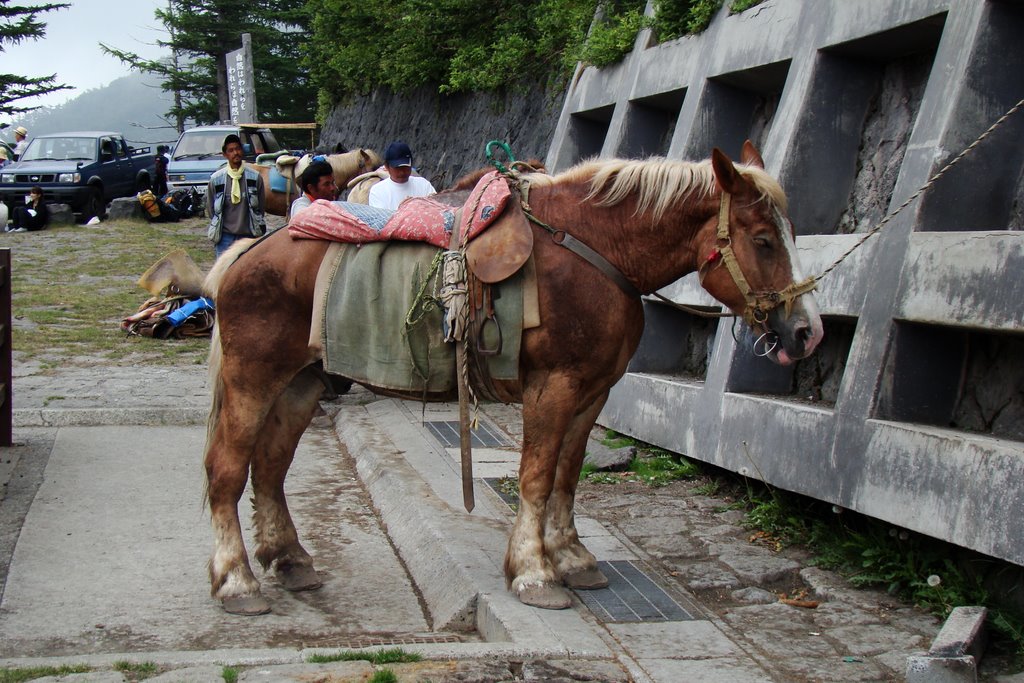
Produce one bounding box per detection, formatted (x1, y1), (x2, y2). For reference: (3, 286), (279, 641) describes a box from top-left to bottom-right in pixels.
(545, 0), (1024, 565)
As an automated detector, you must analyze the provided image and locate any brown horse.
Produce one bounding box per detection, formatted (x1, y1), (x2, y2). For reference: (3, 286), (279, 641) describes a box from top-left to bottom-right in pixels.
(202, 141), (823, 615)
(246, 148), (382, 217)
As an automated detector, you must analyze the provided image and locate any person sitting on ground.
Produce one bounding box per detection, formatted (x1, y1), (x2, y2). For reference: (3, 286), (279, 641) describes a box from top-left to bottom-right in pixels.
(7, 186), (48, 232)
(367, 141), (436, 210)
(289, 159), (338, 219)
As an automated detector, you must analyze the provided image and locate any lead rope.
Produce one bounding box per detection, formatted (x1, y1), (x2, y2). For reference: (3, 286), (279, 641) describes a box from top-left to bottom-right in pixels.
(814, 96), (1024, 283)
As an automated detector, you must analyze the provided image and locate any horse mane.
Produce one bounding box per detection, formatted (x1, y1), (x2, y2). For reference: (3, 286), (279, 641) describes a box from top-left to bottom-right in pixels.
(524, 157), (786, 221)
(447, 159), (547, 192)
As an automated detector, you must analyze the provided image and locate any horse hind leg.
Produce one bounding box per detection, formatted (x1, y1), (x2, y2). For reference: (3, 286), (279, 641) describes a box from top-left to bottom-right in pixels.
(251, 366), (326, 593)
(206, 400), (270, 615)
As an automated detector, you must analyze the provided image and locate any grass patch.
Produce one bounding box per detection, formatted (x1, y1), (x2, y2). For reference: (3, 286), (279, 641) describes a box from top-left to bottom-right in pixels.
(369, 670), (398, 683)
(113, 660), (158, 680)
(2, 217), (214, 366)
(726, 470), (1024, 659)
(0, 665), (91, 682)
(580, 430), (700, 486)
(307, 647), (422, 665)
(222, 666), (239, 683)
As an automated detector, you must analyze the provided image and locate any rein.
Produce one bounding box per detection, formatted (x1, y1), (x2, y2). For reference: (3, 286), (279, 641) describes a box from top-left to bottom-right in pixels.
(506, 164), (810, 325)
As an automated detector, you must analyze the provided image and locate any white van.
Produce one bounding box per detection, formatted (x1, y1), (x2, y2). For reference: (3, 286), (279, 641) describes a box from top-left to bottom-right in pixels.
(166, 124), (282, 194)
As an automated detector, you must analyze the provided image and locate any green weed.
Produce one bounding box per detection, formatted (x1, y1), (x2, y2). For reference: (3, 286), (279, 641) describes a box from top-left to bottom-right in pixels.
(369, 669), (398, 683)
(0, 665), (91, 683)
(222, 666), (238, 683)
(113, 660), (158, 680)
(729, 474), (1024, 657)
(729, 0), (764, 12)
(581, 431), (700, 485)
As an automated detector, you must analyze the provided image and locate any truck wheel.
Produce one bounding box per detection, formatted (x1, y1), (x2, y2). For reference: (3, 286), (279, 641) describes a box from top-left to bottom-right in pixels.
(82, 187), (106, 222)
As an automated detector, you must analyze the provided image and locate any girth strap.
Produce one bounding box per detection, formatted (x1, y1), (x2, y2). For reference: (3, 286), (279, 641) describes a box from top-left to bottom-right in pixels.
(553, 231), (641, 298)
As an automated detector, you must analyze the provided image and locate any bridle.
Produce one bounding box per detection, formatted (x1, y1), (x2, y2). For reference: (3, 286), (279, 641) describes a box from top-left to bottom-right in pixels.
(509, 176), (816, 337)
(697, 191), (817, 330)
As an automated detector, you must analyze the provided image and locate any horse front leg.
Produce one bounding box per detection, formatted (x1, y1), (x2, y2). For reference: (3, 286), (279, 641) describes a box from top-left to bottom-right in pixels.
(544, 392), (611, 590)
(252, 367), (326, 593)
(505, 374), (576, 610)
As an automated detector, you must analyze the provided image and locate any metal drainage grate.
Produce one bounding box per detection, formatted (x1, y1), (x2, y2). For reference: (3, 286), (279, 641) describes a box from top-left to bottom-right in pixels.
(575, 560), (695, 623)
(483, 477), (519, 511)
(425, 420), (511, 448)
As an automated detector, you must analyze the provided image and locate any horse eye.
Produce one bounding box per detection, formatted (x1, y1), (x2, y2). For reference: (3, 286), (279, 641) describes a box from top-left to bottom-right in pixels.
(753, 236), (772, 249)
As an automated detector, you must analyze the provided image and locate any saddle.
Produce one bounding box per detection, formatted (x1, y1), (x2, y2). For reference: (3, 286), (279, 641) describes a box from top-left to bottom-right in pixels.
(306, 172), (539, 399)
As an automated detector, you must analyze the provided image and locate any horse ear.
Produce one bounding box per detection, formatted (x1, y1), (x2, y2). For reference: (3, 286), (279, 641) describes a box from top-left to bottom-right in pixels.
(740, 140), (764, 169)
(711, 147), (741, 193)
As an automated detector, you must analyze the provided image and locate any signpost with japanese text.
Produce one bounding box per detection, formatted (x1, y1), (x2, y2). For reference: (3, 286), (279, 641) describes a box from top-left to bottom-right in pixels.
(226, 33), (257, 124)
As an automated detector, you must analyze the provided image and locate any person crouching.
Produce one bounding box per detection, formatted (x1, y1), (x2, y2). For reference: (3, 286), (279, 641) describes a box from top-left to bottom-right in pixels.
(7, 186), (48, 232)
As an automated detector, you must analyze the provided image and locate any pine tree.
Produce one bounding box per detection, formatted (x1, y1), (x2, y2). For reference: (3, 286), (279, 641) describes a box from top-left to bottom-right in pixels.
(0, 0), (72, 120)
(102, 0), (316, 145)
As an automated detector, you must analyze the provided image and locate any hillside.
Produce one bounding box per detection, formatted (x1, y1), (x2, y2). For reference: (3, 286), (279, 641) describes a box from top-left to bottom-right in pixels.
(8, 72), (178, 149)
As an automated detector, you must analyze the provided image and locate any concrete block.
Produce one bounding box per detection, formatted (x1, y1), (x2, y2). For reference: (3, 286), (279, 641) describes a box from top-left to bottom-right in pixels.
(905, 606), (988, 683)
(930, 606), (988, 659)
(906, 654), (977, 683)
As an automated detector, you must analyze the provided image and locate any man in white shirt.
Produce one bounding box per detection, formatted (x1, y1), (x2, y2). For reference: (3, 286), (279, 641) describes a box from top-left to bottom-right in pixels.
(368, 141), (436, 210)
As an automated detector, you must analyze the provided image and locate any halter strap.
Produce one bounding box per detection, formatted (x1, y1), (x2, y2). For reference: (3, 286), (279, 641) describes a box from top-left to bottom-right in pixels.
(704, 192), (817, 327)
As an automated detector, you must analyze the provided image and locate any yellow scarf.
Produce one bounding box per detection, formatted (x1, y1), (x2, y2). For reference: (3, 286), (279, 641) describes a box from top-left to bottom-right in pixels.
(226, 165), (244, 204)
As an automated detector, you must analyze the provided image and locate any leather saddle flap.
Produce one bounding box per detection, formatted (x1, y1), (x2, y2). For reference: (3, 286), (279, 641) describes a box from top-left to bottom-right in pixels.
(465, 197), (533, 283)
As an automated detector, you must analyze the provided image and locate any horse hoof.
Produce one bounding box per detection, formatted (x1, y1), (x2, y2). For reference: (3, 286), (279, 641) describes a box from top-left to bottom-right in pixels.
(517, 583), (572, 610)
(277, 564), (323, 592)
(221, 595), (272, 616)
(563, 567), (609, 590)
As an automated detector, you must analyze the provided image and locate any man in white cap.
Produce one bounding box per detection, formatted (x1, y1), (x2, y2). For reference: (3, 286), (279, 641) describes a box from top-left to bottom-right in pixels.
(12, 127), (28, 160)
(367, 140), (436, 210)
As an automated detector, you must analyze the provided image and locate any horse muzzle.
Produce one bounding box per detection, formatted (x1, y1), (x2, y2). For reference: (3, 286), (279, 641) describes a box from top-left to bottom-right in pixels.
(759, 299), (824, 366)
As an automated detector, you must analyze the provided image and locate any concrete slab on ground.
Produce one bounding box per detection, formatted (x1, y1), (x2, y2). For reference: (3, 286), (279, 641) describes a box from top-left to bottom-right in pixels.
(0, 423), (436, 658)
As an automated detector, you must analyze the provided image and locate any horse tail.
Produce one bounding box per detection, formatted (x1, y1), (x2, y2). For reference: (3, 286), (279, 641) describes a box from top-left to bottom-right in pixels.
(202, 237), (258, 301)
(202, 321), (224, 507)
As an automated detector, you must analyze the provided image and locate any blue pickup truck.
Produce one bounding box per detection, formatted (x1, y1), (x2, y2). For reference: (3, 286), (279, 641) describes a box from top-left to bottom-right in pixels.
(0, 131), (156, 221)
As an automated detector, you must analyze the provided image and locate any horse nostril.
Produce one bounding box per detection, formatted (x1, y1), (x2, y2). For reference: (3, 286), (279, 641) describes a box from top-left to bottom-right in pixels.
(795, 322), (813, 345)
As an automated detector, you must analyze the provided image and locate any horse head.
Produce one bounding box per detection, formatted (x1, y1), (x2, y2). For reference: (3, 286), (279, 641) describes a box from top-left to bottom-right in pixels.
(696, 141), (823, 365)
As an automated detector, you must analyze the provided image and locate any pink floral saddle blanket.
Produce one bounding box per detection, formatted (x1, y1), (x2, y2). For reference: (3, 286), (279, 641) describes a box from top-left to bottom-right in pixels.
(287, 170), (511, 248)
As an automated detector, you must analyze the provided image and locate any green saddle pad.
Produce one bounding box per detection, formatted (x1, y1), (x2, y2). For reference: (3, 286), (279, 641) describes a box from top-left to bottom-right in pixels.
(322, 241), (523, 394)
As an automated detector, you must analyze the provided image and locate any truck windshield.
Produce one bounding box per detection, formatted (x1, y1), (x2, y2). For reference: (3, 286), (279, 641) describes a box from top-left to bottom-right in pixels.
(172, 130), (229, 160)
(21, 137), (96, 162)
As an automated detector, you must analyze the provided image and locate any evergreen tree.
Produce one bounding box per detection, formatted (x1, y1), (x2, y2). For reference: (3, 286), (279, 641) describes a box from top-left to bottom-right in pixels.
(0, 0), (72, 120)
(102, 0), (316, 145)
